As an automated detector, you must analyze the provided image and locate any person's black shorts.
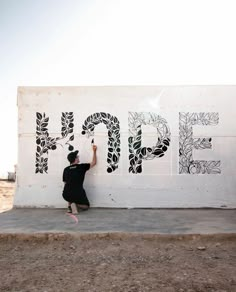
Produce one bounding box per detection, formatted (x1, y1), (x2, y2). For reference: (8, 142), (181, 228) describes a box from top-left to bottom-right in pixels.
(63, 189), (90, 206)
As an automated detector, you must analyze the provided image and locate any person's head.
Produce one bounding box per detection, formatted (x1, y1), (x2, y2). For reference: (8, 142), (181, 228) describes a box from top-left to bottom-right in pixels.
(67, 150), (79, 164)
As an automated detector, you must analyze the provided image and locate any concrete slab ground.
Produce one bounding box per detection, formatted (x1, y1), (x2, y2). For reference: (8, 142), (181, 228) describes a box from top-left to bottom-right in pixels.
(0, 208), (235, 235)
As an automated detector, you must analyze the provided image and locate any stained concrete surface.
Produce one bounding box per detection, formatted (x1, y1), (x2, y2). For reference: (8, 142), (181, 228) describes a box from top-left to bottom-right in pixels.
(0, 208), (235, 234)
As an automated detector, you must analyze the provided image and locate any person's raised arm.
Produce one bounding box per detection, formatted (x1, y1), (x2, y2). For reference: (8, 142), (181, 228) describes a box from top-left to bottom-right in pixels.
(90, 145), (97, 168)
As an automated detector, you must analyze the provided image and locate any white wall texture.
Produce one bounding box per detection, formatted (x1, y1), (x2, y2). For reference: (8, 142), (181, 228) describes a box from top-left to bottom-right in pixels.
(14, 86), (236, 208)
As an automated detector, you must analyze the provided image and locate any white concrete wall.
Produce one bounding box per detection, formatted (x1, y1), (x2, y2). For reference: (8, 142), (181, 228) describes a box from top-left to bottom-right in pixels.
(15, 86), (236, 208)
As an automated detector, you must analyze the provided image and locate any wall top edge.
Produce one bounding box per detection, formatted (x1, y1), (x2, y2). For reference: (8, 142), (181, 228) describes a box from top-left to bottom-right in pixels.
(17, 85), (236, 91)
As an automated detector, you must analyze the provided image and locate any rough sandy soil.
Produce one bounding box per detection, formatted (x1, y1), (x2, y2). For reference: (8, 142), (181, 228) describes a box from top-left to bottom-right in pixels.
(0, 235), (235, 292)
(0, 180), (14, 212)
(0, 181), (236, 292)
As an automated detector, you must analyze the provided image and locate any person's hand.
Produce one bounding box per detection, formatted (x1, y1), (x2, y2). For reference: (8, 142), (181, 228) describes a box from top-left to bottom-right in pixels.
(92, 145), (97, 151)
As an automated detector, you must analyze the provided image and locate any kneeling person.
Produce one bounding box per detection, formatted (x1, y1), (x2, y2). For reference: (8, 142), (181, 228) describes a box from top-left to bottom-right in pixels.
(62, 145), (97, 213)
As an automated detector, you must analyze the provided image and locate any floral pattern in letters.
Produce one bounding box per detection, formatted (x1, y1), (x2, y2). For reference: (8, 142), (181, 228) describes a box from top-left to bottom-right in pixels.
(35, 112), (74, 173)
(81, 112), (120, 173)
(128, 112), (171, 173)
(179, 112), (221, 174)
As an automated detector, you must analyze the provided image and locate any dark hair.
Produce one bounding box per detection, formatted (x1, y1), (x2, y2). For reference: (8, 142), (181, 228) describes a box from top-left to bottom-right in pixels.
(67, 150), (79, 163)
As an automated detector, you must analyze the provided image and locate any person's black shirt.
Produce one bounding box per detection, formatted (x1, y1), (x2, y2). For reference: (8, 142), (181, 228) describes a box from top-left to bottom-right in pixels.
(62, 163), (90, 204)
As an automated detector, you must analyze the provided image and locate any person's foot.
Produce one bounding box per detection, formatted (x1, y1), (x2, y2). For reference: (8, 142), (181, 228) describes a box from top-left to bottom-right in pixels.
(67, 205), (72, 213)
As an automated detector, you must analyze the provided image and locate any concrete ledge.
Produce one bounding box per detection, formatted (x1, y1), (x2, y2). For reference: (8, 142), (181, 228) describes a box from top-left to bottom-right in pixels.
(1, 208), (236, 235)
(0, 232), (236, 242)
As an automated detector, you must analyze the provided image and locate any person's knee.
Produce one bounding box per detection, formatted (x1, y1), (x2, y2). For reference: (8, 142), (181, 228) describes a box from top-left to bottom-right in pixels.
(82, 205), (89, 211)
(77, 204), (89, 211)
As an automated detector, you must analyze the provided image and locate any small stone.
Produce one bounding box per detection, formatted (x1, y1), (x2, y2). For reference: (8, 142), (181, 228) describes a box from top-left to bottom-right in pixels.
(197, 246), (206, 250)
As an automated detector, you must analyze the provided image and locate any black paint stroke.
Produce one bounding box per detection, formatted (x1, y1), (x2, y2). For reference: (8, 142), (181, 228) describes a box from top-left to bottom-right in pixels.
(179, 112), (221, 174)
(35, 112), (74, 174)
(128, 112), (171, 173)
(81, 112), (120, 173)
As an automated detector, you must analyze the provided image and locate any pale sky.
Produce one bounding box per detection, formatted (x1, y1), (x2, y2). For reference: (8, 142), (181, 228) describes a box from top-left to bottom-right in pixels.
(1, 0), (236, 175)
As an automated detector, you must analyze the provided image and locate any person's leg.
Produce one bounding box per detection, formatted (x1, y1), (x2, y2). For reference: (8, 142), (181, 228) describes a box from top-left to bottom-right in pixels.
(76, 190), (90, 211)
(62, 192), (72, 213)
(67, 202), (72, 213)
(76, 204), (89, 211)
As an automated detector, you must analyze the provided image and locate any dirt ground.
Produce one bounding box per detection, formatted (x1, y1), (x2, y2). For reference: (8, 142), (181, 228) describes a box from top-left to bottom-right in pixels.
(0, 180), (14, 212)
(0, 181), (236, 292)
(0, 235), (235, 292)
